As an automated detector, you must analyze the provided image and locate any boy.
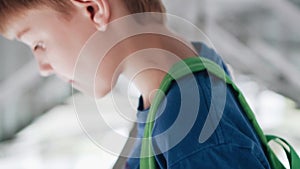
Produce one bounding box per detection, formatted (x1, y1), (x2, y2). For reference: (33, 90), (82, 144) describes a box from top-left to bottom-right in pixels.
(0, 0), (271, 168)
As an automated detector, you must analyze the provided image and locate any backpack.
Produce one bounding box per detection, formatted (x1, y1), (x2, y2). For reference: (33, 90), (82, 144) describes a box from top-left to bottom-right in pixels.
(140, 56), (300, 169)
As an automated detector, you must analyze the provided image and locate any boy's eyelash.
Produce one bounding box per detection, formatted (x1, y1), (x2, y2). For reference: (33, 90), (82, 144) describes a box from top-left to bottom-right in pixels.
(33, 41), (45, 51)
(33, 45), (39, 51)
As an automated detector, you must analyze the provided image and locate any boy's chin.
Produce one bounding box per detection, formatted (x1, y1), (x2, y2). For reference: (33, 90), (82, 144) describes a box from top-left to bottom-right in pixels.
(93, 88), (110, 99)
(70, 80), (110, 99)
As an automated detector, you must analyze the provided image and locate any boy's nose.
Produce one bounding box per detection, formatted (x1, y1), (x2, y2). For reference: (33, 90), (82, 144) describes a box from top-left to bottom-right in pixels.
(38, 62), (54, 77)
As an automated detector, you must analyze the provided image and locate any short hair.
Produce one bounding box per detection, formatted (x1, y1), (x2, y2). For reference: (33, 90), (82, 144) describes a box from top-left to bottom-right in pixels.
(0, 0), (166, 34)
(125, 0), (166, 13)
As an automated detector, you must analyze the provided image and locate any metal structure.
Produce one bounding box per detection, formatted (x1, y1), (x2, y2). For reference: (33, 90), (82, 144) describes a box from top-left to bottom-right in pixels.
(165, 0), (300, 106)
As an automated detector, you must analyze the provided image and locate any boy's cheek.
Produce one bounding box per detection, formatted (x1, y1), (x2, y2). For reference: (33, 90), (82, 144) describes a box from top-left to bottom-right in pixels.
(47, 45), (77, 72)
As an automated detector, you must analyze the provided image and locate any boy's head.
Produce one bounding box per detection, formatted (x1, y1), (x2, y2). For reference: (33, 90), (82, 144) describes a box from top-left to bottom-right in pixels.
(0, 0), (166, 97)
(0, 0), (166, 35)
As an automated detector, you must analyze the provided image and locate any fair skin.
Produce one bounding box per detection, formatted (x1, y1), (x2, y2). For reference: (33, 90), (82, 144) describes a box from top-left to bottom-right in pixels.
(2, 0), (197, 110)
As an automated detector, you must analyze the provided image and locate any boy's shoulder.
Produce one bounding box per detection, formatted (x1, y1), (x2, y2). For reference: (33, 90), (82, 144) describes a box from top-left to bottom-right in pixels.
(149, 43), (270, 168)
(151, 42), (231, 133)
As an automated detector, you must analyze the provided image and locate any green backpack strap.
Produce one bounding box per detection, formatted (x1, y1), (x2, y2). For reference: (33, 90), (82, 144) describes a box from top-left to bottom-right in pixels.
(140, 56), (300, 169)
(266, 135), (300, 169)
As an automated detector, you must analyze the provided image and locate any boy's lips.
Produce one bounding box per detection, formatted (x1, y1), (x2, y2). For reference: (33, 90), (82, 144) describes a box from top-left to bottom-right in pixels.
(68, 79), (75, 84)
(57, 74), (74, 84)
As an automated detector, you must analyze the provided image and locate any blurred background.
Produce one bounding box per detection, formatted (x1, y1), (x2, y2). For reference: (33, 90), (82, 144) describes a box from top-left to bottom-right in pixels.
(0, 0), (299, 168)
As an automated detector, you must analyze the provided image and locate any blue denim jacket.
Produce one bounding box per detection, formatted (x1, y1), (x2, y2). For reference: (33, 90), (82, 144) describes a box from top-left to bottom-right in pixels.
(125, 42), (271, 169)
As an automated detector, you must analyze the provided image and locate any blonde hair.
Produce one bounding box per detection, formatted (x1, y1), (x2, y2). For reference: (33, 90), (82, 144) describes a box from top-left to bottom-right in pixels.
(0, 0), (166, 33)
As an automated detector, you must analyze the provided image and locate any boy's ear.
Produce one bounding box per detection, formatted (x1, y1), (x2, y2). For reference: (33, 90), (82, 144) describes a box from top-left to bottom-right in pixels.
(71, 0), (110, 31)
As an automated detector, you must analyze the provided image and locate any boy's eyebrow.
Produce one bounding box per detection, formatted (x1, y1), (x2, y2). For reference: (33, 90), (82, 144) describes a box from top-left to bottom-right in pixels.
(16, 27), (30, 40)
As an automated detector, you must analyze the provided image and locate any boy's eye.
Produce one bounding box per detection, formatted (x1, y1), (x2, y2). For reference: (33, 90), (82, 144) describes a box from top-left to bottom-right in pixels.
(33, 41), (46, 51)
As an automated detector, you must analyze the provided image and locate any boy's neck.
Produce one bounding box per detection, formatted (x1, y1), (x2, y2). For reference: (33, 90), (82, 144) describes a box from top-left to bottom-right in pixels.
(118, 33), (197, 110)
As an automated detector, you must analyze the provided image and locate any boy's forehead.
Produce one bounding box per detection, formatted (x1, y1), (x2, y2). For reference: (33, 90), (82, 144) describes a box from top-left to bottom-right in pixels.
(1, 5), (68, 40)
(1, 16), (25, 40)
(2, 23), (21, 40)
(1, 10), (37, 40)
(1, 27), (16, 40)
